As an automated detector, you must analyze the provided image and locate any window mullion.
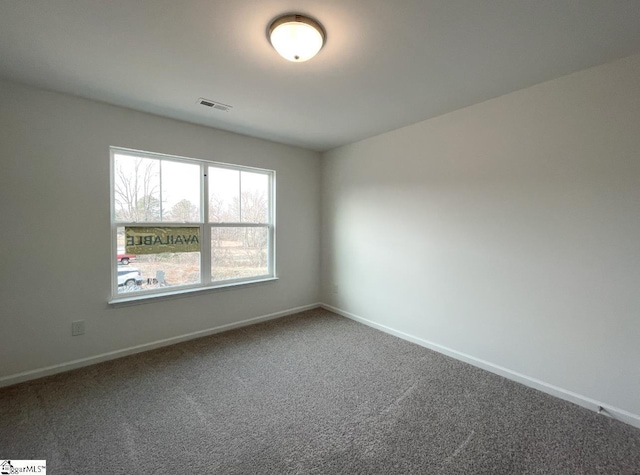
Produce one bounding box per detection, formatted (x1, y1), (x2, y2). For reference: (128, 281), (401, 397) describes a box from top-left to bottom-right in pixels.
(210, 222), (267, 228)
(201, 163), (211, 284)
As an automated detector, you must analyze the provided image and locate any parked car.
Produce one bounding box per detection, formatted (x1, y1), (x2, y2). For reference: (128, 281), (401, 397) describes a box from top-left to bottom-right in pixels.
(117, 267), (143, 288)
(117, 250), (136, 265)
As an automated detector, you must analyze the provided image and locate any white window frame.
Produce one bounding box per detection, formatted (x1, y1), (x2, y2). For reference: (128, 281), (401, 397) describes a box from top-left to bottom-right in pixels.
(109, 147), (276, 303)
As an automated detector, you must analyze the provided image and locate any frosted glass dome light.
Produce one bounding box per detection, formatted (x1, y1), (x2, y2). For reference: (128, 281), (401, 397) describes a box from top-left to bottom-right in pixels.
(269, 15), (325, 62)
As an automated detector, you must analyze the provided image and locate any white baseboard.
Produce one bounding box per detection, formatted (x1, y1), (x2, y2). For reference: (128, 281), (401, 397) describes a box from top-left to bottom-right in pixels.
(321, 303), (640, 430)
(0, 302), (322, 389)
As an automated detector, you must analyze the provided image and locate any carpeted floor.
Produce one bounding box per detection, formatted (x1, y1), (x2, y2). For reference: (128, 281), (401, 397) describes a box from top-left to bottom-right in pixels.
(1, 308), (639, 474)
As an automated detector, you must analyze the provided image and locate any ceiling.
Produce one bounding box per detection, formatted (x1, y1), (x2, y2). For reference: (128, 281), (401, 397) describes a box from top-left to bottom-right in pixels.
(1, 1), (640, 152)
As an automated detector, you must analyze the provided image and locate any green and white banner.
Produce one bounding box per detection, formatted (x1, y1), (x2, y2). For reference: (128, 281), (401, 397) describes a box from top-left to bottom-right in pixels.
(125, 226), (200, 254)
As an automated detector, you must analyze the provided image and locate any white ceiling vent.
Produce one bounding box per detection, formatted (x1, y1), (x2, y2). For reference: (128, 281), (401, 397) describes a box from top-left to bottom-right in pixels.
(197, 97), (232, 112)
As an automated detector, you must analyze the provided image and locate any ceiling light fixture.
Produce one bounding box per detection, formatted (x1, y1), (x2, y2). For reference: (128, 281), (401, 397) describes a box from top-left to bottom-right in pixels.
(268, 14), (325, 62)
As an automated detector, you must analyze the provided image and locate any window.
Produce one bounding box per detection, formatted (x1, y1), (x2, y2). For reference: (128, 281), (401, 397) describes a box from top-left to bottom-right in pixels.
(110, 147), (275, 301)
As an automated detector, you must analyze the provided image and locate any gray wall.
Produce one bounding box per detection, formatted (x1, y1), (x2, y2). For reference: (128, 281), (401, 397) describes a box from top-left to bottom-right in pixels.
(0, 80), (321, 379)
(321, 54), (640, 418)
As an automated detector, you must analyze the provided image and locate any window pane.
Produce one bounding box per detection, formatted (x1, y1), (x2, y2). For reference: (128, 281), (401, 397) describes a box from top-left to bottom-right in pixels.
(241, 171), (269, 223)
(113, 154), (160, 222)
(112, 148), (275, 300)
(211, 227), (268, 281)
(209, 167), (240, 222)
(161, 160), (201, 222)
(116, 226), (201, 293)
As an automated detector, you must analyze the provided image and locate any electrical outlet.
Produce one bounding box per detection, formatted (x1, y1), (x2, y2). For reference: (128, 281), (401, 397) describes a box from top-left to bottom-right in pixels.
(71, 320), (85, 336)
(332, 284), (339, 294)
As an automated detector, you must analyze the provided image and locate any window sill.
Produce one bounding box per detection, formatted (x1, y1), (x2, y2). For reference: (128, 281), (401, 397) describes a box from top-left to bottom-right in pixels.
(108, 276), (279, 307)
